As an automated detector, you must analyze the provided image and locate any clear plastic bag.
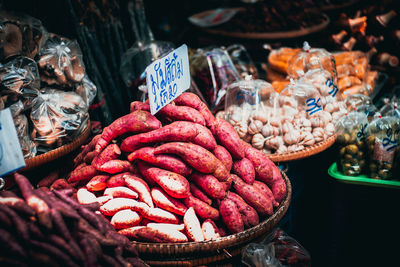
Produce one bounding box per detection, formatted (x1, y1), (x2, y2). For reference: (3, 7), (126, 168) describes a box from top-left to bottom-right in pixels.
(365, 116), (400, 180)
(37, 34), (85, 87)
(344, 93), (371, 112)
(75, 75), (97, 107)
(335, 111), (369, 176)
(190, 47), (240, 112)
(30, 89), (88, 149)
(13, 113), (37, 158)
(0, 56), (40, 109)
(356, 103), (379, 122)
(0, 11), (48, 60)
(226, 44), (258, 80)
(242, 228), (311, 267)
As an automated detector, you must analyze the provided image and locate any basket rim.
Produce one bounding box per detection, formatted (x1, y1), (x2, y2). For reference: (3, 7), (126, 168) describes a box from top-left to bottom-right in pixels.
(131, 170), (292, 255)
(267, 134), (336, 162)
(21, 121), (91, 171)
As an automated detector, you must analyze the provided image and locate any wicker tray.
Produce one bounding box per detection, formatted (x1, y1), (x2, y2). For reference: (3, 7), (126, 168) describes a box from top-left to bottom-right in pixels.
(267, 135), (336, 163)
(21, 122), (91, 172)
(131, 171), (292, 266)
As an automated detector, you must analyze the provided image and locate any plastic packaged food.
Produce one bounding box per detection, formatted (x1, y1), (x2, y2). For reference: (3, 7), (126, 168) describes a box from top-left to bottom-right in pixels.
(267, 47), (301, 75)
(190, 47), (240, 112)
(226, 44), (258, 80)
(0, 56), (40, 109)
(37, 34), (85, 88)
(75, 76), (97, 107)
(30, 89), (88, 149)
(13, 113), (37, 158)
(335, 111), (369, 176)
(356, 104), (379, 122)
(287, 42), (337, 85)
(344, 94), (371, 112)
(365, 116), (400, 180)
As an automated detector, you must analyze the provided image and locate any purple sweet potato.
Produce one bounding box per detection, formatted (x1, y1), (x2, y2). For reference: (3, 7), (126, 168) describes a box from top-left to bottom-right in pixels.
(151, 187), (188, 216)
(183, 195), (219, 221)
(0, 228), (26, 258)
(219, 198), (244, 234)
(127, 147), (192, 177)
(189, 172), (226, 200)
(253, 181), (279, 207)
(124, 174), (154, 208)
(92, 144), (121, 170)
(68, 165), (98, 183)
(226, 192), (259, 228)
(95, 110), (162, 152)
(99, 198), (149, 216)
(212, 118), (245, 159)
(98, 160), (135, 174)
(139, 165), (190, 199)
(213, 145), (233, 172)
(86, 175), (110, 191)
(231, 174), (273, 216)
(233, 158), (256, 184)
(158, 103), (206, 126)
(37, 170), (59, 188)
(154, 142), (219, 174)
(0, 196), (35, 216)
(189, 183), (212, 205)
(174, 92), (216, 127)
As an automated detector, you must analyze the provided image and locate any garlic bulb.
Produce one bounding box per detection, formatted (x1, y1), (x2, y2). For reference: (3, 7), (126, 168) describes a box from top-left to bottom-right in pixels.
(272, 126), (281, 137)
(261, 124), (273, 137)
(319, 111), (332, 125)
(283, 130), (301, 145)
(312, 127), (325, 142)
(302, 119), (311, 128)
(287, 145), (297, 153)
(252, 133), (266, 150)
(276, 145), (288, 154)
(324, 102), (335, 113)
(310, 116), (324, 128)
(282, 121), (294, 134)
(252, 110), (269, 123)
(262, 148), (272, 154)
(301, 132), (315, 146)
(325, 123), (335, 136)
(269, 117), (281, 127)
(331, 111), (345, 121)
(265, 136), (284, 150)
(248, 120), (264, 135)
(234, 122), (248, 138)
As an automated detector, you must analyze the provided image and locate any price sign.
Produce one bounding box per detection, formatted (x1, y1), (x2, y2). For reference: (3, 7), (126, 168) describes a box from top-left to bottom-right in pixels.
(0, 108), (26, 177)
(146, 44), (191, 115)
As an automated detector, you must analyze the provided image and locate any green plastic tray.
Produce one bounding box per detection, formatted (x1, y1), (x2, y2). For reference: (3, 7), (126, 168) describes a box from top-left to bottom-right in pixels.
(328, 163), (400, 189)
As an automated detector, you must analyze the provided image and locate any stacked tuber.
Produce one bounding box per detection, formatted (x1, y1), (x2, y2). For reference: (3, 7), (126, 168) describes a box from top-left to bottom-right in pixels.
(0, 173), (147, 267)
(61, 92), (287, 243)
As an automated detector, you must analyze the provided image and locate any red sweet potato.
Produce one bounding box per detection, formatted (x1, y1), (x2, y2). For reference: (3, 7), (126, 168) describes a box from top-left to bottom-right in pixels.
(158, 103), (206, 126)
(241, 140), (274, 185)
(124, 174), (154, 208)
(212, 163), (231, 182)
(74, 134), (101, 166)
(189, 172), (226, 200)
(147, 223), (185, 232)
(136, 161), (157, 187)
(128, 147), (192, 177)
(92, 144), (121, 169)
(99, 198), (149, 216)
(14, 173), (52, 229)
(50, 179), (75, 190)
(183, 195), (219, 221)
(111, 209), (142, 229)
(231, 174), (273, 216)
(143, 207), (179, 224)
(68, 165), (98, 183)
(154, 142), (219, 173)
(189, 183), (212, 205)
(151, 187), (187, 216)
(226, 192), (259, 228)
(183, 207), (204, 242)
(98, 160), (135, 174)
(219, 198), (244, 234)
(83, 151), (98, 165)
(139, 165), (190, 199)
(130, 101), (150, 112)
(253, 181), (279, 207)
(192, 123), (217, 151)
(86, 175), (110, 191)
(201, 219), (221, 240)
(76, 188), (97, 204)
(95, 110), (162, 152)
(106, 172), (128, 187)
(119, 226), (188, 243)
(213, 145), (233, 172)
(212, 118), (245, 159)
(37, 170), (59, 188)
(174, 92), (216, 127)
(233, 158), (255, 184)
(104, 186), (138, 199)
(96, 195), (113, 205)
(270, 166), (287, 203)
(117, 226), (145, 239)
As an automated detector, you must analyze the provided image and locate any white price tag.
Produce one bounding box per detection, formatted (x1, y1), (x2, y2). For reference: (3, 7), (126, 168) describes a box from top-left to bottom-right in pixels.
(146, 44), (191, 115)
(0, 108), (26, 177)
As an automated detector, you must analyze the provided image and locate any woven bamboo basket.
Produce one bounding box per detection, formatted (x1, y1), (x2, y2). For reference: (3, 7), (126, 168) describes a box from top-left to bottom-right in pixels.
(21, 122), (91, 172)
(131, 171), (292, 266)
(267, 135), (336, 163)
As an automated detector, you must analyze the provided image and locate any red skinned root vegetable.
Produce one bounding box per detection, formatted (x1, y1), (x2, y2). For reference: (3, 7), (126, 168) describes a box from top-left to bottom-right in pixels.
(98, 160), (135, 174)
(92, 144), (121, 170)
(0, 228), (27, 258)
(213, 145), (233, 172)
(119, 226), (188, 243)
(189, 172), (226, 200)
(0, 197), (35, 216)
(143, 207), (179, 224)
(95, 110), (162, 152)
(147, 223), (185, 232)
(183, 195), (220, 221)
(154, 142), (219, 174)
(189, 183), (212, 205)
(96, 195), (113, 206)
(151, 187), (188, 216)
(99, 198), (149, 216)
(104, 187), (138, 199)
(212, 118), (245, 159)
(111, 209), (142, 229)
(157, 103), (206, 126)
(201, 219), (221, 240)
(183, 207), (204, 242)
(130, 100), (150, 112)
(233, 158), (256, 184)
(74, 134), (101, 166)
(124, 174), (154, 208)
(128, 147), (192, 177)
(68, 165), (98, 183)
(270, 166), (287, 203)
(83, 151), (98, 165)
(14, 173), (52, 229)
(219, 198), (244, 234)
(253, 181), (279, 207)
(77, 188), (97, 204)
(37, 170), (59, 188)
(106, 172), (128, 188)
(226, 192), (259, 228)
(50, 179), (75, 190)
(212, 163), (231, 182)
(86, 175), (110, 191)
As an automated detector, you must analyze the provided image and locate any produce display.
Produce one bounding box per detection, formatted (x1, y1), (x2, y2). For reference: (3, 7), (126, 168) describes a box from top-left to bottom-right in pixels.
(47, 92), (287, 243)
(0, 173), (147, 266)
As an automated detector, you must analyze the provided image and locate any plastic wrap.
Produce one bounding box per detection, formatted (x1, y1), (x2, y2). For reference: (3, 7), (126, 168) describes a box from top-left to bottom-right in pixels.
(190, 47), (240, 112)
(30, 89), (88, 149)
(242, 228), (311, 267)
(365, 116), (400, 180)
(0, 11), (48, 60)
(0, 56), (40, 109)
(37, 34), (85, 88)
(13, 113), (36, 158)
(75, 75), (97, 107)
(335, 111), (369, 176)
(344, 93), (371, 111)
(226, 44), (258, 80)
(356, 104), (379, 122)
